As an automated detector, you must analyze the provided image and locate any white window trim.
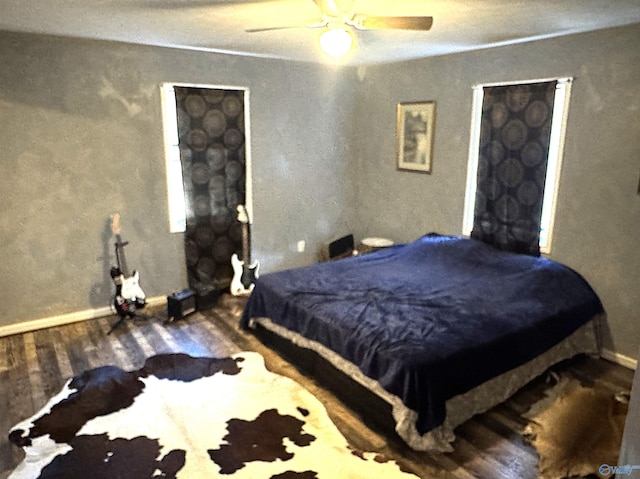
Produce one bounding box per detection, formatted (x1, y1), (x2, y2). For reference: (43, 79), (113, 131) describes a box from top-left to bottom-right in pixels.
(462, 77), (573, 254)
(462, 86), (484, 237)
(160, 83), (186, 233)
(160, 82), (253, 233)
(539, 79), (572, 253)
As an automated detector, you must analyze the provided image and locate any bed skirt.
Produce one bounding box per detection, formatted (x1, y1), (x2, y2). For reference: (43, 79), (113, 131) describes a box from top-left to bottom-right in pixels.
(247, 314), (602, 452)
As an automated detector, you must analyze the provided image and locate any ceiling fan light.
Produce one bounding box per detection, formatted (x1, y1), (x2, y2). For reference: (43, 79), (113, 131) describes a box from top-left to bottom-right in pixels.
(319, 27), (353, 58)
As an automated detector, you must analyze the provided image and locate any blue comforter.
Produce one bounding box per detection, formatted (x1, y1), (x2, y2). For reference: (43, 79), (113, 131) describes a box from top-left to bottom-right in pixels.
(240, 234), (603, 434)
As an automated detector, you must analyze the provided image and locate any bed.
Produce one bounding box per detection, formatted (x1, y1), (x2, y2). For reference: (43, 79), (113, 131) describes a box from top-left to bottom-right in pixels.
(239, 233), (603, 451)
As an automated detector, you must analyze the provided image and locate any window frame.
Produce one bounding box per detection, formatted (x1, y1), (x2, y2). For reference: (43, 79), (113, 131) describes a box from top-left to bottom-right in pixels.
(160, 82), (253, 233)
(462, 77), (573, 254)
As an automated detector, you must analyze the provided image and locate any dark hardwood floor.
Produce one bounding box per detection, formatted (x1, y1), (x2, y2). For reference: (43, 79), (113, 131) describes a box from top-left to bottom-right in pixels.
(0, 295), (634, 478)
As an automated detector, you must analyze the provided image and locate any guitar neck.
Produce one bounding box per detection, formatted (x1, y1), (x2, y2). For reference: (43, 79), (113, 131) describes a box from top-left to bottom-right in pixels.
(115, 234), (130, 277)
(242, 222), (251, 264)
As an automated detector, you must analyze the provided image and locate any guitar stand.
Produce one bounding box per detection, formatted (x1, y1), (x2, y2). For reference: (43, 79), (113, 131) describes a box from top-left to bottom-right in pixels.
(107, 313), (132, 335)
(107, 311), (153, 335)
(107, 304), (152, 335)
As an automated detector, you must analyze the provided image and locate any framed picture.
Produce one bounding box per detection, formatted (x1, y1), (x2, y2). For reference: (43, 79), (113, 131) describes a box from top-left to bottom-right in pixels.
(397, 101), (436, 173)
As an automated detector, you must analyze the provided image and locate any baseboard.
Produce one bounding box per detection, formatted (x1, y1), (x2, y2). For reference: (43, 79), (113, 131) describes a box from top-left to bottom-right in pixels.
(0, 296), (166, 338)
(601, 348), (638, 370)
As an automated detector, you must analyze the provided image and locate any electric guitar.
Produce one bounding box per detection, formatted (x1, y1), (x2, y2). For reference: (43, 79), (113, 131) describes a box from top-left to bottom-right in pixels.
(230, 205), (260, 296)
(110, 213), (146, 317)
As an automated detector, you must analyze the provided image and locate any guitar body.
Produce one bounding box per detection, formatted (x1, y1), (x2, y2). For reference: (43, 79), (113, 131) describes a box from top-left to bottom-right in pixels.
(230, 205), (260, 296)
(117, 271), (146, 304)
(112, 268), (147, 317)
(230, 254), (260, 296)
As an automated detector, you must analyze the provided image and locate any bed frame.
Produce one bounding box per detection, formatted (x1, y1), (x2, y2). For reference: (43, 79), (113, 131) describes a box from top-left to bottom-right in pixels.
(247, 315), (602, 452)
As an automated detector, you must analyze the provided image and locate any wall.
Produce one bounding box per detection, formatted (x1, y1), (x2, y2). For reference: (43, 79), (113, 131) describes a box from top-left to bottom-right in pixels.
(0, 31), (357, 329)
(1, 24), (638, 362)
(352, 24), (640, 360)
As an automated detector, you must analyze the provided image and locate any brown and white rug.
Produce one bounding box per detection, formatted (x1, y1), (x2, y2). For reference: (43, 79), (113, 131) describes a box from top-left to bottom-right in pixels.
(522, 374), (629, 479)
(8, 352), (419, 478)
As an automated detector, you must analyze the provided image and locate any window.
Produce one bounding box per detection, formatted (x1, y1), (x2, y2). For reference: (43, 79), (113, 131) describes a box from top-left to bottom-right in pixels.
(160, 83), (187, 233)
(462, 78), (572, 254)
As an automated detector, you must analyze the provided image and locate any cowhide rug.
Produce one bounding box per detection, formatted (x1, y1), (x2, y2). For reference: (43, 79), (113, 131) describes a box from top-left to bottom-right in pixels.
(8, 352), (419, 479)
(522, 374), (629, 479)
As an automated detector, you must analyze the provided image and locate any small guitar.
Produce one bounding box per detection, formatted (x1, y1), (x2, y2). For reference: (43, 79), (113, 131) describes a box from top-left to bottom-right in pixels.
(230, 205), (260, 296)
(110, 213), (146, 317)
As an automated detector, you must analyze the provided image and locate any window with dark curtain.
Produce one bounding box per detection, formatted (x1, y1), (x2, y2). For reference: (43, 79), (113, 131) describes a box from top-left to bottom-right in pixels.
(470, 81), (557, 256)
(174, 87), (247, 298)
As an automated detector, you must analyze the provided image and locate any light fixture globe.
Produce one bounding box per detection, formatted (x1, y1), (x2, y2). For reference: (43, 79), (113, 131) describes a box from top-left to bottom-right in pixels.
(319, 27), (353, 58)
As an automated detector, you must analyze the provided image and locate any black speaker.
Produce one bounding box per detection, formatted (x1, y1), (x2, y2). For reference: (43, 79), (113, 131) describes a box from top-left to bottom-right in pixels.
(167, 289), (196, 321)
(328, 234), (355, 259)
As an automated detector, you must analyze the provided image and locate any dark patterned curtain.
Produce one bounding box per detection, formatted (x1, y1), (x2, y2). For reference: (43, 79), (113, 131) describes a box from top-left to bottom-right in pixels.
(174, 87), (246, 297)
(471, 81), (557, 256)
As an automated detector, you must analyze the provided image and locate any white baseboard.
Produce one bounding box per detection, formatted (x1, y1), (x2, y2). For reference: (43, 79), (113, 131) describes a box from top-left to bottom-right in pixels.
(0, 296), (166, 338)
(601, 348), (638, 370)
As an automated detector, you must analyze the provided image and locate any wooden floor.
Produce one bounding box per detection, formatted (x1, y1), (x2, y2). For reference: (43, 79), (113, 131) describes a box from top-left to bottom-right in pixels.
(0, 295), (634, 479)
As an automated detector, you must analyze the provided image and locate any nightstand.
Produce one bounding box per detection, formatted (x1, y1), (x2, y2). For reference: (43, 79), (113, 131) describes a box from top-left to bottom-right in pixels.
(357, 237), (394, 254)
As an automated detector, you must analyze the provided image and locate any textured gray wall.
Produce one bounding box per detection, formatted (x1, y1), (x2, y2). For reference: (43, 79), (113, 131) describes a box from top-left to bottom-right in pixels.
(0, 31), (357, 327)
(0, 33), (186, 324)
(1, 25), (639, 361)
(352, 24), (640, 359)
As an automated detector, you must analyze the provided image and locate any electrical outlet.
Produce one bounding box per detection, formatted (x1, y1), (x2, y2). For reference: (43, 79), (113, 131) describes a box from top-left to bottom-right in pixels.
(297, 240), (306, 253)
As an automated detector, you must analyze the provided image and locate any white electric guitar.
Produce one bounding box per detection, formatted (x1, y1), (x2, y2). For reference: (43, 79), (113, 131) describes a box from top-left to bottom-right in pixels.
(230, 205), (260, 296)
(110, 213), (146, 317)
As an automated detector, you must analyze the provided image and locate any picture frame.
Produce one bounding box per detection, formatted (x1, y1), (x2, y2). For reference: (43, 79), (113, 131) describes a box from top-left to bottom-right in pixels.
(397, 101), (436, 173)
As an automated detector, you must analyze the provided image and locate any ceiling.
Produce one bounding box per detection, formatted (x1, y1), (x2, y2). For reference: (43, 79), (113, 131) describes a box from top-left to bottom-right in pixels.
(1, 0), (640, 65)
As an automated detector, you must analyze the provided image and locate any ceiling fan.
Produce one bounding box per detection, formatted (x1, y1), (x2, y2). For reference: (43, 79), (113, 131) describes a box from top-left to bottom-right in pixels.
(245, 0), (433, 58)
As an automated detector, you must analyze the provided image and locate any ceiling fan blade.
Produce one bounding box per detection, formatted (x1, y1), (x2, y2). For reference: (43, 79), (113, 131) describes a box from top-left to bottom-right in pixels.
(352, 15), (433, 31)
(311, 0), (341, 17)
(245, 25), (306, 33)
(246, 19), (328, 34)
